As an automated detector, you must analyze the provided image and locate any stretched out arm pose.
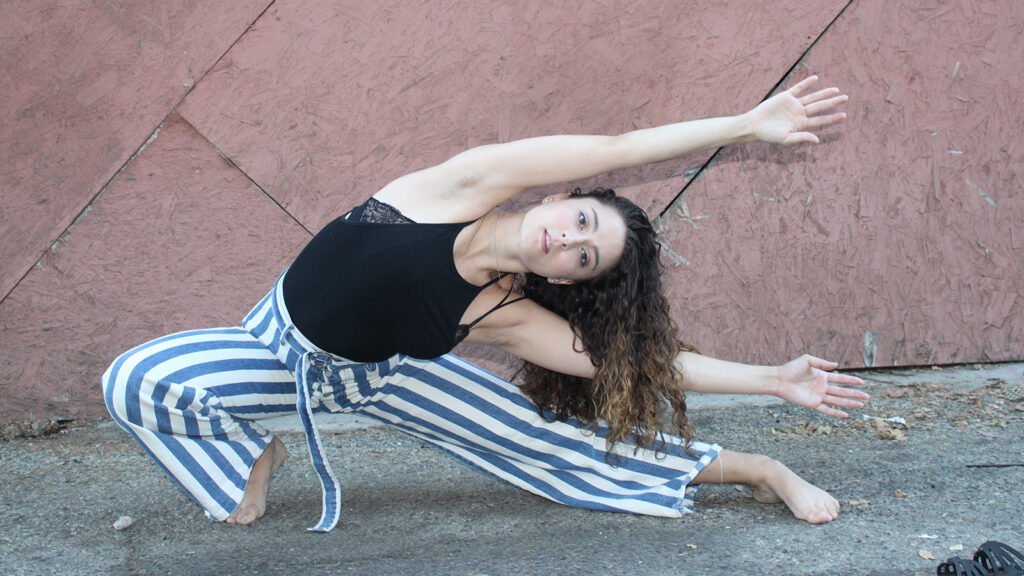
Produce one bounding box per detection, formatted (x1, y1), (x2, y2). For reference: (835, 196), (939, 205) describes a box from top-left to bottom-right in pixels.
(103, 76), (864, 530)
(396, 74), (863, 524)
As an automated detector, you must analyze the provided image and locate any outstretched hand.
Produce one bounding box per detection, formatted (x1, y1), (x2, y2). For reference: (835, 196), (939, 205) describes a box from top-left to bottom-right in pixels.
(775, 354), (868, 418)
(745, 75), (848, 145)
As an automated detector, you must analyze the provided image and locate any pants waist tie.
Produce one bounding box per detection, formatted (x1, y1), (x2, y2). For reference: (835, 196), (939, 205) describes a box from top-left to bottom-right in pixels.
(295, 349), (342, 533)
(270, 274), (342, 532)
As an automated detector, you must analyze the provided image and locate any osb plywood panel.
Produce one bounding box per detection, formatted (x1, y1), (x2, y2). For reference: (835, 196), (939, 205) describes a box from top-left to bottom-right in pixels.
(0, 0), (270, 300)
(0, 113), (309, 423)
(659, 0), (1023, 368)
(178, 0), (847, 233)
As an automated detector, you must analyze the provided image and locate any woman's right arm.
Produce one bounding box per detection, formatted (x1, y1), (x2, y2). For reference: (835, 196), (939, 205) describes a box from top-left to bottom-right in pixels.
(674, 352), (868, 418)
(377, 76), (847, 221)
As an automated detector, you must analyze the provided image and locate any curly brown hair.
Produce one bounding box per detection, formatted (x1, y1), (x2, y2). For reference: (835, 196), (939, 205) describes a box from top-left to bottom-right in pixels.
(517, 188), (696, 458)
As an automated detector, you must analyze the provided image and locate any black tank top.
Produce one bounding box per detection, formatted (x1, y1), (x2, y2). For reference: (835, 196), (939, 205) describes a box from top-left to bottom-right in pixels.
(282, 198), (519, 361)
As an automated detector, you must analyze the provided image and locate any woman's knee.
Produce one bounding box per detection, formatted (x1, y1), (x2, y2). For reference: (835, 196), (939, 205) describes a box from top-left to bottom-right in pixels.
(101, 348), (147, 425)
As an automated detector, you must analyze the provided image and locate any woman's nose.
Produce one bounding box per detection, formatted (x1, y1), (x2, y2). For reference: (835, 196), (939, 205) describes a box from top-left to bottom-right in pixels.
(560, 231), (582, 248)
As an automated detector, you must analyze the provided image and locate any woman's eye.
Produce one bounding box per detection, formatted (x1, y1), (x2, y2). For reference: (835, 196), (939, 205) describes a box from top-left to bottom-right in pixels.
(578, 212), (587, 229)
(580, 248), (589, 267)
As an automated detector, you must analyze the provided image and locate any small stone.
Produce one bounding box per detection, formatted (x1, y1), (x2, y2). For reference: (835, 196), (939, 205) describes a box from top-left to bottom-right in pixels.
(878, 428), (907, 441)
(113, 516), (133, 531)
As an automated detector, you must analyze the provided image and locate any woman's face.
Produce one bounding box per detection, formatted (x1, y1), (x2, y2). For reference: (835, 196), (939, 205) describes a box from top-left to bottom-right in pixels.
(520, 196), (627, 283)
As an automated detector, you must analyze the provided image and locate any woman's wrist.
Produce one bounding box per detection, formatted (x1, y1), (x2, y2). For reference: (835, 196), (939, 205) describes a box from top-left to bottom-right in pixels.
(735, 112), (759, 144)
(764, 365), (783, 396)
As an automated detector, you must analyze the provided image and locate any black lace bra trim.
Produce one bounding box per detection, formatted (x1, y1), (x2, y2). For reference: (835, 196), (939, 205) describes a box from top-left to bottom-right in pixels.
(355, 197), (415, 224)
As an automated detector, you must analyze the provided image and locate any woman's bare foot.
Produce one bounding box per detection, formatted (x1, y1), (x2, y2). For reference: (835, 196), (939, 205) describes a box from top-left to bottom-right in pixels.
(751, 459), (839, 525)
(225, 436), (287, 525)
(693, 450), (840, 525)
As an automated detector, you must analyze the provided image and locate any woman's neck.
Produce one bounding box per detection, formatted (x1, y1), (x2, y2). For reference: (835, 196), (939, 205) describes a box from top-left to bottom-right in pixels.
(456, 211), (526, 285)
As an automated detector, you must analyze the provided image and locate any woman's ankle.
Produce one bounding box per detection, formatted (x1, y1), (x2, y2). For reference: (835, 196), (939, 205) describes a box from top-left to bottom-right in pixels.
(744, 453), (782, 487)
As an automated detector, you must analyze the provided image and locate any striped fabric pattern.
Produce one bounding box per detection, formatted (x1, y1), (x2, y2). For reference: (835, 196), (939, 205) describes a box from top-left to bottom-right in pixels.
(101, 274), (720, 530)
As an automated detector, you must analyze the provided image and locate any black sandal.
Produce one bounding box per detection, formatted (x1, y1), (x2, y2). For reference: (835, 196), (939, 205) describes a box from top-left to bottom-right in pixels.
(974, 541), (1024, 576)
(937, 556), (992, 576)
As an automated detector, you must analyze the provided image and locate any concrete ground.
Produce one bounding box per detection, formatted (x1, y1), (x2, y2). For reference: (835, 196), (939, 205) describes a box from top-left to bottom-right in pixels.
(2, 363), (1022, 576)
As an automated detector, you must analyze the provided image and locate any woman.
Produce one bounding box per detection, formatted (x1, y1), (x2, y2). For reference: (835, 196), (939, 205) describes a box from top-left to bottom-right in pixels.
(102, 76), (866, 531)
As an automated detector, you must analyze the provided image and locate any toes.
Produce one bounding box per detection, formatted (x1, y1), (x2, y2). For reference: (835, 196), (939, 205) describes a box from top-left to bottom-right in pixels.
(801, 510), (826, 524)
(226, 504), (259, 525)
(820, 502), (839, 523)
(802, 500), (840, 525)
(809, 510), (832, 524)
(827, 499), (840, 519)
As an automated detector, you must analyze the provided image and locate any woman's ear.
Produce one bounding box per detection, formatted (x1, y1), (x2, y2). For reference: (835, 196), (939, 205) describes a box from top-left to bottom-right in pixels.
(541, 192), (572, 204)
(547, 278), (575, 285)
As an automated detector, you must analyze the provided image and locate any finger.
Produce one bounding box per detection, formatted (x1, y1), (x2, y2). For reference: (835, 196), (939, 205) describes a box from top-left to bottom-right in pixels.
(826, 382), (870, 397)
(799, 87), (842, 106)
(806, 112), (848, 130)
(823, 394), (865, 409)
(804, 355), (840, 370)
(828, 387), (871, 402)
(816, 404), (849, 418)
(827, 372), (866, 387)
(787, 75), (819, 97)
(782, 131), (820, 145)
(805, 94), (849, 116)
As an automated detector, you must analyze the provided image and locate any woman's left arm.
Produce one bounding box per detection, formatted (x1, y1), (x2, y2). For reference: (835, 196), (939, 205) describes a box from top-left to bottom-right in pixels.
(675, 352), (869, 418)
(461, 291), (598, 379)
(376, 76), (847, 220)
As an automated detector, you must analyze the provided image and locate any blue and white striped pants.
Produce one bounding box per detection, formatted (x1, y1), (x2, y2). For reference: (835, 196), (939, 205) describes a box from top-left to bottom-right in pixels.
(101, 273), (720, 531)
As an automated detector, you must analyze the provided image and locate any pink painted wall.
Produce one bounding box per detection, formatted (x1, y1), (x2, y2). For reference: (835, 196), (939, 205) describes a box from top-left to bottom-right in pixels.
(660, 0), (1023, 367)
(0, 0), (1021, 424)
(0, 0), (269, 301)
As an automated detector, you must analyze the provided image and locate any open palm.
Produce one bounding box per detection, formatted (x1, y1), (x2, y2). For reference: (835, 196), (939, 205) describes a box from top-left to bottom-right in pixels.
(746, 75), (848, 145)
(776, 354), (868, 418)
